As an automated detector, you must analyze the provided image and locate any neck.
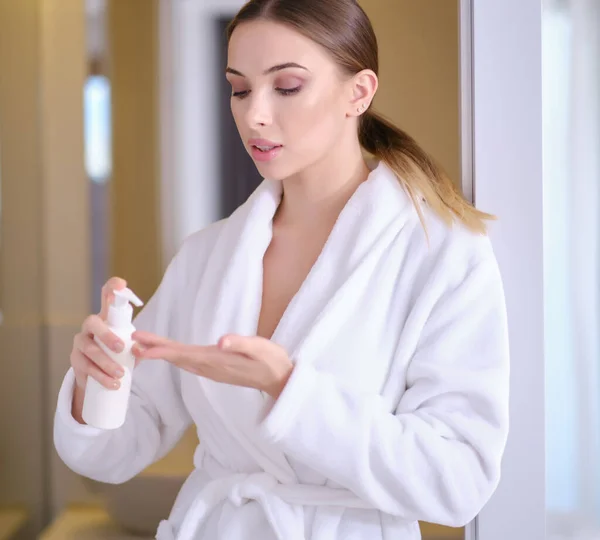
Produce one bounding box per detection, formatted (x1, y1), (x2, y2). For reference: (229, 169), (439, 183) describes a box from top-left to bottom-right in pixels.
(274, 140), (371, 230)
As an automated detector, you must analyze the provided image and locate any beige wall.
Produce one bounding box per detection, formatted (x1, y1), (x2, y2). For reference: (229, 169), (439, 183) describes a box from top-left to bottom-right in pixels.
(109, 0), (201, 476)
(108, 0), (162, 303)
(39, 0), (97, 521)
(360, 0), (461, 186)
(0, 0), (164, 526)
(0, 0), (46, 537)
(47, 0), (166, 516)
(0, 0), (90, 536)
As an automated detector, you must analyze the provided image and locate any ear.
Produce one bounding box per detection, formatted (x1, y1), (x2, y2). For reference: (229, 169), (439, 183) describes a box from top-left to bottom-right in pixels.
(346, 69), (378, 117)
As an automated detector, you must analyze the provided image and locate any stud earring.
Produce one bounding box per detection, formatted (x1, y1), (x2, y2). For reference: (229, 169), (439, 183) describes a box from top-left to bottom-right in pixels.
(357, 103), (368, 114)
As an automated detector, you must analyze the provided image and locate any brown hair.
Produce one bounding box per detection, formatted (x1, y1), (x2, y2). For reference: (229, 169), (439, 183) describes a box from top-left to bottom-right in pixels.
(227, 0), (494, 235)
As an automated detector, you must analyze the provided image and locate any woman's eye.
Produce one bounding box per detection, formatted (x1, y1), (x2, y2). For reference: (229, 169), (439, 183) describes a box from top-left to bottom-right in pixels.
(231, 86), (301, 99)
(277, 87), (301, 96)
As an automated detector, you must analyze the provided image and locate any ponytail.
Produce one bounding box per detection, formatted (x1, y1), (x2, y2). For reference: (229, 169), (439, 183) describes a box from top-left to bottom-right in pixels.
(359, 110), (494, 236)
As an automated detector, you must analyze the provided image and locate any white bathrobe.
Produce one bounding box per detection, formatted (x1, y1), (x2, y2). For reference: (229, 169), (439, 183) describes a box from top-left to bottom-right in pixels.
(54, 161), (510, 540)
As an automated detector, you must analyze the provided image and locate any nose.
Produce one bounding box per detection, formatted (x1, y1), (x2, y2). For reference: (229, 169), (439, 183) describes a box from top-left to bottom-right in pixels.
(244, 92), (272, 128)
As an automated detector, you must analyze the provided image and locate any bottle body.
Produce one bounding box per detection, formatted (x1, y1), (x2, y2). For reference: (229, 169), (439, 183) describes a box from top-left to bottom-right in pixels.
(81, 323), (136, 429)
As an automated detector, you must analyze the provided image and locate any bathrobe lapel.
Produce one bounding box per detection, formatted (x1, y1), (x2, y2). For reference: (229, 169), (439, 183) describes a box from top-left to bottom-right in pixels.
(190, 163), (412, 482)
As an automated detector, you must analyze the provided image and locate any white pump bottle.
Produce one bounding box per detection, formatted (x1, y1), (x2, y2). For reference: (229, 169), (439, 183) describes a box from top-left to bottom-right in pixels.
(82, 287), (144, 430)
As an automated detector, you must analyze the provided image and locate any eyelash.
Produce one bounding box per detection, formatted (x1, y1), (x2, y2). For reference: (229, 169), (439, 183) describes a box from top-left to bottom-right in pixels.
(232, 87), (301, 99)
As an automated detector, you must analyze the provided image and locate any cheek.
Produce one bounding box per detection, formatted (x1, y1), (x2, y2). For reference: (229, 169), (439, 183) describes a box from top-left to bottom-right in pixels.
(230, 101), (246, 135)
(280, 89), (343, 151)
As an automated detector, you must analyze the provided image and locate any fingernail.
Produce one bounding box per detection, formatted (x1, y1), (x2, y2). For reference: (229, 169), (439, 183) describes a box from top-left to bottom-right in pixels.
(112, 380), (121, 389)
(221, 338), (231, 349)
(115, 368), (125, 378)
(113, 341), (124, 353)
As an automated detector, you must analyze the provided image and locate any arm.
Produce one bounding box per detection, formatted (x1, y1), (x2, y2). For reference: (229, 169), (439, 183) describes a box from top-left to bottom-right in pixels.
(259, 256), (509, 527)
(53, 253), (192, 484)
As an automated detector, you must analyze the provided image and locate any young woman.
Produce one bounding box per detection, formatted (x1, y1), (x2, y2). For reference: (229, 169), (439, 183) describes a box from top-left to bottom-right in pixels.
(54, 1), (509, 539)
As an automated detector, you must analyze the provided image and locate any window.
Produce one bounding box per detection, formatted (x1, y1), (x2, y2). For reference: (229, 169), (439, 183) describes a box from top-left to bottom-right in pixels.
(543, 1), (600, 537)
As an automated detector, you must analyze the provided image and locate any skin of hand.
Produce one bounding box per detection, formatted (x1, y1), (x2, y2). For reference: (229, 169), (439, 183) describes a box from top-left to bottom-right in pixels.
(132, 331), (294, 399)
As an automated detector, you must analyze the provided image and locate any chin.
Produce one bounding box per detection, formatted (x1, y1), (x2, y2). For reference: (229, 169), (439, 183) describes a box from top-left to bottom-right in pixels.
(252, 159), (299, 182)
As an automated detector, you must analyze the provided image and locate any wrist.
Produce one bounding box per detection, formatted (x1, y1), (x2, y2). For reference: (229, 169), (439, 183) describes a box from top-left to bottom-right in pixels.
(266, 363), (294, 399)
(74, 371), (87, 392)
(72, 380), (87, 425)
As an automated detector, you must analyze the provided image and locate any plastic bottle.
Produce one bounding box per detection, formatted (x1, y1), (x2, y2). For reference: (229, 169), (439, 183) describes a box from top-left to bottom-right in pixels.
(81, 287), (144, 429)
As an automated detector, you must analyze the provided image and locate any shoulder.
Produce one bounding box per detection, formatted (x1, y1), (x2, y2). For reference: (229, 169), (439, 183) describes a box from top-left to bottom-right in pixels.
(162, 218), (229, 286)
(178, 218), (229, 259)
(399, 200), (501, 295)
(430, 211), (495, 266)
(386, 205), (507, 339)
(374, 163), (496, 275)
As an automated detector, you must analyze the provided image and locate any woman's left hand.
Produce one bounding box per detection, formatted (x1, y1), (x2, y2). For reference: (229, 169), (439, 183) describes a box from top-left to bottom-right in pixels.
(131, 331), (294, 399)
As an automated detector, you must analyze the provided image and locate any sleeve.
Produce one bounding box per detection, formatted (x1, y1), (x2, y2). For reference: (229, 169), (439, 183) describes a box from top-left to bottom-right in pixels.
(258, 255), (510, 527)
(53, 251), (193, 485)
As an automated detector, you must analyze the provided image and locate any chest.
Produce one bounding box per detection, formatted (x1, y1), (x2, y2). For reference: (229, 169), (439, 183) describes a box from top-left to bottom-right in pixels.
(253, 240), (414, 399)
(256, 233), (326, 340)
(182, 221), (422, 401)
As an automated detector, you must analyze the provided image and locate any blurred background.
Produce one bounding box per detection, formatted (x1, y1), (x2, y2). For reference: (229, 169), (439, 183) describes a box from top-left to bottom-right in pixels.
(0, 0), (597, 539)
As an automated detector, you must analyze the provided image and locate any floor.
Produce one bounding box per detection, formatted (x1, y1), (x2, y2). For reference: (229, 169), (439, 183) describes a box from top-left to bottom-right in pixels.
(39, 504), (464, 540)
(39, 506), (151, 540)
(0, 508), (28, 540)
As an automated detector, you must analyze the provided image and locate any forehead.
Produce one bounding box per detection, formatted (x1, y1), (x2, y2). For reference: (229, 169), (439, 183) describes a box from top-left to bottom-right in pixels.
(227, 20), (334, 75)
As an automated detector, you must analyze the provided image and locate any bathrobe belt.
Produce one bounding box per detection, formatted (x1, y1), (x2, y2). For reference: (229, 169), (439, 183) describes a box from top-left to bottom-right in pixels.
(156, 469), (374, 540)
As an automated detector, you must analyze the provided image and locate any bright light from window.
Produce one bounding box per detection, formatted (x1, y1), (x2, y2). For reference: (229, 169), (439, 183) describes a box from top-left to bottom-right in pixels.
(84, 74), (112, 183)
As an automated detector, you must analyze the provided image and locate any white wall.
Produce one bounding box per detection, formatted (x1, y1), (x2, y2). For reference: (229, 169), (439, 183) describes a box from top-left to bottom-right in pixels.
(160, 0), (246, 266)
(472, 0), (546, 538)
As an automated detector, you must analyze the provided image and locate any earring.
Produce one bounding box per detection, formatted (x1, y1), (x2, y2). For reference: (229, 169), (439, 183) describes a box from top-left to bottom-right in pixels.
(357, 103), (368, 114)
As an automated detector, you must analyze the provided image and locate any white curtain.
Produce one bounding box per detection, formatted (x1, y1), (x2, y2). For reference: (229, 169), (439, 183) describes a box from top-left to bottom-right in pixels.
(544, 0), (600, 538)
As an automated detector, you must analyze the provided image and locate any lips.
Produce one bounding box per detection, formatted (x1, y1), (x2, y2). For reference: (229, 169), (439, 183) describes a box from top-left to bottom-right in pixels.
(248, 138), (283, 162)
(254, 144), (279, 152)
(248, 139), (281, 150)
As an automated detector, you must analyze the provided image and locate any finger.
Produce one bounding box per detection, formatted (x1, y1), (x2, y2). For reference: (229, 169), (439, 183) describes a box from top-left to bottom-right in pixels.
(218, 334), (280, 360)
(133, 345), (184, 364)
(131, 343), (146, 358)
(134, 342), (209, 369)
(87, 356), (122, 390)
(70, 346), (92, 384)
(81, 315), (124, 353)
(100, 277), (128, 320)
(132, 331), (172, 348)
(74, 333), (126, 379)
(71, 349), (121, 390)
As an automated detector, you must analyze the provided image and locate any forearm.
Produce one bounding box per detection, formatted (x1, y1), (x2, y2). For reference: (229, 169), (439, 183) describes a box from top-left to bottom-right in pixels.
(55, 364), (191, 484)
(260, 362), (506, 526)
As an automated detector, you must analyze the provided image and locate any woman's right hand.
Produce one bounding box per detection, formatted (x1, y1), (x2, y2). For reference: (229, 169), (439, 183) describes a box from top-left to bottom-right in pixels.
(71, 277), (129, 392)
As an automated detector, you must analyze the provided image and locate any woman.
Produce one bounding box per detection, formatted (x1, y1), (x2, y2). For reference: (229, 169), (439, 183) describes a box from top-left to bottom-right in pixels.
(54, 1), (509, 539)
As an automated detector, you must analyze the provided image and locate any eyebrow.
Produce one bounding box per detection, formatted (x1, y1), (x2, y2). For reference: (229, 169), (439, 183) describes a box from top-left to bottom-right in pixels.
(225, 62), (309, 77)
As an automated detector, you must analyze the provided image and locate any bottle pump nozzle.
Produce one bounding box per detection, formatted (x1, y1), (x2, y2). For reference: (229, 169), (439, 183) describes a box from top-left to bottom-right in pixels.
(107, 288), (144, 326)
(113, 288), (144, 308)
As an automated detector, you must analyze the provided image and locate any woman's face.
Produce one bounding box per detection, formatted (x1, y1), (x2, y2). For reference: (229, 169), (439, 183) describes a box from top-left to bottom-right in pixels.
(226, 20), (353, 180)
